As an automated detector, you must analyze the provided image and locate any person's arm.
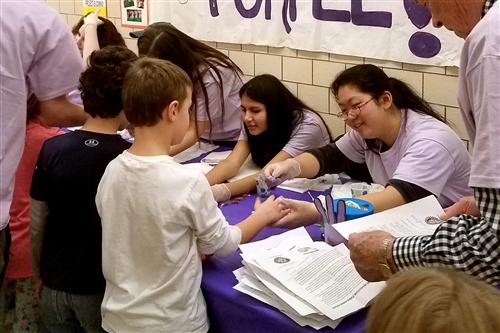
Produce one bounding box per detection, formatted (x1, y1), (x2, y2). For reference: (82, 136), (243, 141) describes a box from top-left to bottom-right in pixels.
(205, 140), (250, 185)
(359, 185), (406, 213)
(38, 95), (88, 127)
(79, 12), (103, 67)
(169, 120), (208, 156)
(349, 187), (500, 285)
(30, 199), (48, 280)
(226, 150), (293, 198)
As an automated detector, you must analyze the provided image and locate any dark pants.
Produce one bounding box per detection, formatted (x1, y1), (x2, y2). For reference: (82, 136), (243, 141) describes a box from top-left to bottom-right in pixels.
(0, 225), (12, 288)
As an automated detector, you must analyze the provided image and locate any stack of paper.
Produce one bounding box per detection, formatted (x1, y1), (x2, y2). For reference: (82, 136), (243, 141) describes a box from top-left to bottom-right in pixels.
(234, 228), (385, 330)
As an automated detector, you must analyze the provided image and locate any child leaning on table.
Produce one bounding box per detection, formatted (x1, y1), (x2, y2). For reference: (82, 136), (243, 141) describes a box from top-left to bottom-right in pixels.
(95, 57), (289, 333)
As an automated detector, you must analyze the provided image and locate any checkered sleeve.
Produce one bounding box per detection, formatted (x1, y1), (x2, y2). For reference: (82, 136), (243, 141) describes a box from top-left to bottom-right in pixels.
(392, 188), (500, 285)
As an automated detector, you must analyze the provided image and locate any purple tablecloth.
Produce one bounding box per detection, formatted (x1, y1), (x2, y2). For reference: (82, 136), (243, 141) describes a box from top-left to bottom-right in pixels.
(201, 188), (367, 333)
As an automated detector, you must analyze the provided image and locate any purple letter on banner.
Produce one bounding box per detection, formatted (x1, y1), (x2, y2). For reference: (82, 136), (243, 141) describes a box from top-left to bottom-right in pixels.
(312, 0), (350, 22)
(234, 0), (271, 19)
(351, 0), (392, 28)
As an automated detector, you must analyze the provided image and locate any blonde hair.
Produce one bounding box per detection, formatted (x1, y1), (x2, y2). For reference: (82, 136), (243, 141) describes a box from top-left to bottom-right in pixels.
(366, 268), (500, 333)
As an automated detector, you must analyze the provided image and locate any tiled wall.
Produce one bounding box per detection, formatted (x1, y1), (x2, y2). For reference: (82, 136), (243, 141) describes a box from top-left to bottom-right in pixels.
(50, 0), (469, 149)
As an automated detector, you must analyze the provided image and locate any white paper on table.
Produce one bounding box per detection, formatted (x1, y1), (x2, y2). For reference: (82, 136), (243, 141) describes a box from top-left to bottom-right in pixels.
(255, 242), (385, 321)
(173, 142), (219, 163)
(277, 174), (344, 193)
(333, 195), (445, 239)
(227, 156), (261, 182)
(182, 163), (213, 174)
(200, 150), (231, 164)
(239, 227), (312, 254)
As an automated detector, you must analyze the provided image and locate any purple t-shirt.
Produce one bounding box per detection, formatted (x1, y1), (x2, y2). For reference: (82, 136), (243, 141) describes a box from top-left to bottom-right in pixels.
(196, 65), (243, 141)
(457, 1), (500, 189)
(0, 0), (83, 229)
(239, 110), (331, 157)
(336, 109), (473, 207)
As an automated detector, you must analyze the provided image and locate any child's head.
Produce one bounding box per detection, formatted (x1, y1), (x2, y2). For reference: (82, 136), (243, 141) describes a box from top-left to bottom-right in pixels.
(79, 45), (137, 119)
(122, 57), (192, 130)
(72, 14), (125, 55)
(366, 268), (500, 333)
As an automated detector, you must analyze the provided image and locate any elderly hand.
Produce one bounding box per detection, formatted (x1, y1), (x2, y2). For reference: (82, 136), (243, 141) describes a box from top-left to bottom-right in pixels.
(349, 230), (395, 282)
(263, 158), (301, 185)
(211, 184), (231, 203)
(270, 198), (319, 229)
(439, 196), (480, 220)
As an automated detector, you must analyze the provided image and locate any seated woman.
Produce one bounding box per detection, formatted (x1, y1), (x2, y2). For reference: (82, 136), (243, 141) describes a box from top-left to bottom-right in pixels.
(208, 74), (332, 202)
(265, 64), (472, 227)
(134, 22), (243, 154)
(366, 268), (500, 333)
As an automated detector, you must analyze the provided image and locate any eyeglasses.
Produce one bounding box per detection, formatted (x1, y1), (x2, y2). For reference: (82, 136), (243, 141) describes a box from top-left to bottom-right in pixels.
(335, 97), (375, 119)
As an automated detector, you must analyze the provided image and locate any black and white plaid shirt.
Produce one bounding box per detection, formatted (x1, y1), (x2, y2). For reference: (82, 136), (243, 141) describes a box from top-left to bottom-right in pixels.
(392, 188), (500, 285)
(483, 0), (497, 16)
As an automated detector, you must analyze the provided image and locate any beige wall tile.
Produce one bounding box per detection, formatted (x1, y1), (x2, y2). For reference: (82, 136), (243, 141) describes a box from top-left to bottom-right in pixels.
(107, 0), (121, 18)
(365, 58), (402, 70)
(255, 54), (282, 78)
(429, 103), (446, 118)
(114, 18), (135, 41)
(229, 51), (254, 76)
(298, 50), (329, 60)
(202, 41), (217, 48)
(313, 61), (345, 87)
(329, 91), (341, 115)
(59, 0), (74, 14)
(268, 47), (297, 57)
(125, 38), (138, 55)
(46, 0), (60, 11)
(67, 14), (81, 28)
(298, 84), (330, 113)
(383, 68), (423, 96)
(282, 81), (298, 96)
(330, 53), (363, 65)
(446, 66), (459, 76)
(321, 113), (346, 137)
(424, 73), (459, 107)
(217, 48), (229, 56)
(242, 75), (253, 83)
(217, 42), (242, 51)
(74, 0), (83, 15)
(403, 63), (446, 74)
(283, 57), (312, 84)
(446, 106), (469, 140)
(242, 44), (268, 53)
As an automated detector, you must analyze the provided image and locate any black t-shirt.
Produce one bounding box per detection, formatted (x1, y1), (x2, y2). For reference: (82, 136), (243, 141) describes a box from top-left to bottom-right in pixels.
(31, 130), (131, 295)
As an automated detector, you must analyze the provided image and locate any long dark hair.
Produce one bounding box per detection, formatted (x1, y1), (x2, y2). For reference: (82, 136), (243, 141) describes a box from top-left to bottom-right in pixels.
(331, 64), (446, 151)
(137, 22), (242, 140)
(242, 74), (332, 167)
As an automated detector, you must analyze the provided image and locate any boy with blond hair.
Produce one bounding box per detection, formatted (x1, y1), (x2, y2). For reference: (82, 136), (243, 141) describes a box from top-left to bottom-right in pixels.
(96, 58), (288, 333)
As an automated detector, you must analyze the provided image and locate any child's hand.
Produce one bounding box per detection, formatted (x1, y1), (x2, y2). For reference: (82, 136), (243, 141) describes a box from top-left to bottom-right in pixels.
(253, 195), (290, 225)
(271, 198), (320, 229)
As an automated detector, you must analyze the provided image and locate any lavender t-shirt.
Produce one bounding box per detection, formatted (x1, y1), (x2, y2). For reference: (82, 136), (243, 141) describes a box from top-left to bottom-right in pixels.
(196, 65), (243, 141)
(239, 110), (331, 157)
(336, 109), (473, 207)
(457, 1), (500, 189)
(0, 0), (83, 229)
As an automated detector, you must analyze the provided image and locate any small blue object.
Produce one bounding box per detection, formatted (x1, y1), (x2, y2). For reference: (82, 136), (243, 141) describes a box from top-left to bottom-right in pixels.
(332, 198), (374, 221)
(256, 175), (272, 198)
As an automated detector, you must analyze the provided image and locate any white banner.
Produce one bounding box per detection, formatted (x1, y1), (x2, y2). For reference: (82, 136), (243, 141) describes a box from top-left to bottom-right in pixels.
(149, 0), (463, 66)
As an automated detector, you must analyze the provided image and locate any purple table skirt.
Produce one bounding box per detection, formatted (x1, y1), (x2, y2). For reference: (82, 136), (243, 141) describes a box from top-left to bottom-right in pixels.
(201, 188), (367, 333)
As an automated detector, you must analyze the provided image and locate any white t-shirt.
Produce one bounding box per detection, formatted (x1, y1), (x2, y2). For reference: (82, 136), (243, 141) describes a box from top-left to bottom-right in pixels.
(336, 109), (473, 207)
(96, 151), (241, 333)
(458, 1), (500, 188)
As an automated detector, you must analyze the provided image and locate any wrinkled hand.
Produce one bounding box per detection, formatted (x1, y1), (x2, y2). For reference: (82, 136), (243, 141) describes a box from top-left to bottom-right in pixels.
(211, 184), (231, 203)
(263, 159), (301, 185)
(349, 231), (395, 282)
(439, 196), (480, 220)
(253, 195), (291, 225)
(270, 198), (319, 229)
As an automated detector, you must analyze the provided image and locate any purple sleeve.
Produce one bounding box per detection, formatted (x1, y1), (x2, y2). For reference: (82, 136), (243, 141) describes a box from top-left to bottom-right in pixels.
(27, 14), (83, 101)
(335, 130), (366, 163)
(282, 111), (330, 157)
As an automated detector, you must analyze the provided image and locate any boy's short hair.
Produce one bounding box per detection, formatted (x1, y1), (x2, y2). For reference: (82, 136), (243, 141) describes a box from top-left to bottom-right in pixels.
(122, 57), (192, 127)
(79, 45), (138, 118)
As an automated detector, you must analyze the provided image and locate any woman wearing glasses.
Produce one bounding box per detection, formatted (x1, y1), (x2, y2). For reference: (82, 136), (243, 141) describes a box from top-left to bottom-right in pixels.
(264, 64), (472, 226)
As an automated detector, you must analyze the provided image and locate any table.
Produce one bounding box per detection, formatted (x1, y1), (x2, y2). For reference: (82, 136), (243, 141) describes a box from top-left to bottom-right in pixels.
(201, 188), (368, 333)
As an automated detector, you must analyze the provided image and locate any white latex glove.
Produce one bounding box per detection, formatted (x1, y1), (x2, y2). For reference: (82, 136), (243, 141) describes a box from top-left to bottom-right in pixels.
(211, 184), (231, 203)
(263, 158), (301, 185)
(79, 11), (103, 37)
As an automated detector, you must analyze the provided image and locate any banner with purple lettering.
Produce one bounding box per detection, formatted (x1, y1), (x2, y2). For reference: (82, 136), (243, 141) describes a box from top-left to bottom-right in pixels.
(151, 0), (463, 66)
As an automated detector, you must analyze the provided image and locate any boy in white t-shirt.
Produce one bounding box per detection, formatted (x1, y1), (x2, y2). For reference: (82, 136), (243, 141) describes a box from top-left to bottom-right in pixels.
(95, 58), (288, 333)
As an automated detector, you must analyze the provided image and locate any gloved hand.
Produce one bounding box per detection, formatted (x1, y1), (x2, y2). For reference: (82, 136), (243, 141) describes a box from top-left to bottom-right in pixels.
(263, 159), (301, 185)
(79, 10), (103, 37)
(211, 184), (231, 203)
